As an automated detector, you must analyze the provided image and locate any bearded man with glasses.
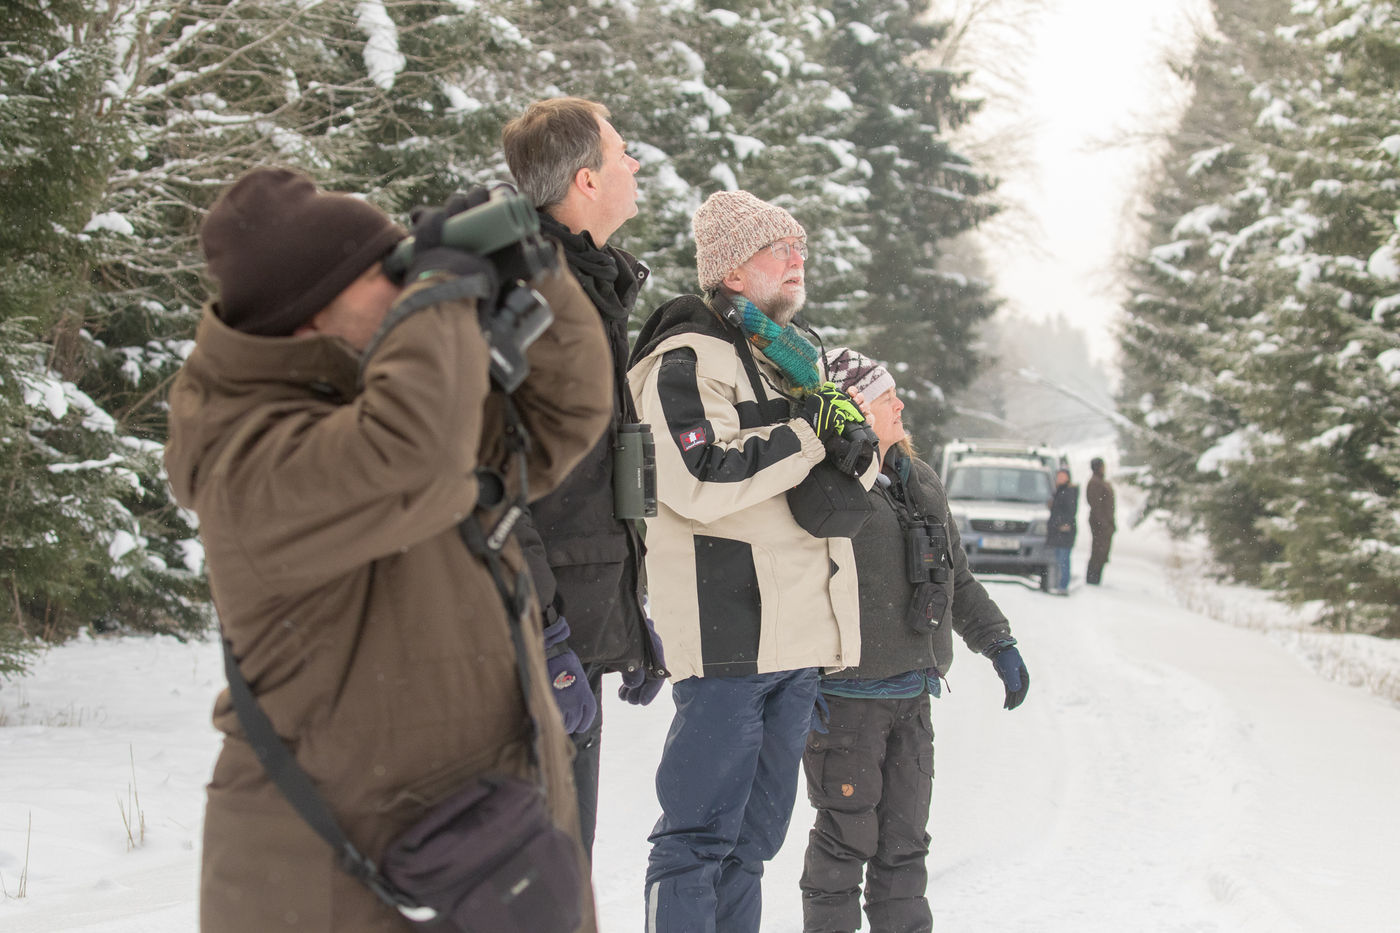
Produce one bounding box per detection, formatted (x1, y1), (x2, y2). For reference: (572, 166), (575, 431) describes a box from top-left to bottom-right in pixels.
(628, 190), (879, 933)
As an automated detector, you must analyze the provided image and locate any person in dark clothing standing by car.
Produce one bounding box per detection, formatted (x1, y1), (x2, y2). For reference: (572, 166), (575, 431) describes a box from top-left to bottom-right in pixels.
(800, 348), (1028, 933)
(503, 97), (668, 857)
(1085, 457), (1116, 585)
(1047, 467), (1078, 594)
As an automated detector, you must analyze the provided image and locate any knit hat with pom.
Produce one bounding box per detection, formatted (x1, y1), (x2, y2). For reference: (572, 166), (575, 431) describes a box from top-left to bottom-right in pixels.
(825, 346), (896, 402)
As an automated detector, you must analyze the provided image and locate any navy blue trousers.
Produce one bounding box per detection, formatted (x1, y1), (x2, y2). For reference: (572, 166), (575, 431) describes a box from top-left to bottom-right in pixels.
(645, 668), (821, 933)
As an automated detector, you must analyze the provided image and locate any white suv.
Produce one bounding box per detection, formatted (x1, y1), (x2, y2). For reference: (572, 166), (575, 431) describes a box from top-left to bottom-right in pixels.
(938, 440), (1063, 591)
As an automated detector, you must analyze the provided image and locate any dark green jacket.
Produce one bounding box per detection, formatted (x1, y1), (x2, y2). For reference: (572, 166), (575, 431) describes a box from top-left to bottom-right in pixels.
(841, 447), (1012, 680)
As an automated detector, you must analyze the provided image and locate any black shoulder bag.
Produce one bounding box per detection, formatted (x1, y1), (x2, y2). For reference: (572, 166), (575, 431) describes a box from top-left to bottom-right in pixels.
(220, 398), (582, 932)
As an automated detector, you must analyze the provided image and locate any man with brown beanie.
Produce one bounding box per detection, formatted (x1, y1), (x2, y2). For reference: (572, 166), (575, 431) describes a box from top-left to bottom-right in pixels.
(628, 190), (878, 933)
(502, 97), (666, 859)
(163, 166), (612, 933)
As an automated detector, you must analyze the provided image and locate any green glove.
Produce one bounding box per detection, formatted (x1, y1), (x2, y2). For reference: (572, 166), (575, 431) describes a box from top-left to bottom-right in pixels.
(801, 382), (866, 440)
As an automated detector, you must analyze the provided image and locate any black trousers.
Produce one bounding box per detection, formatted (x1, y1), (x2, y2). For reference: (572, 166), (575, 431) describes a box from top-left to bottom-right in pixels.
(570, 662), (606, 857)
(800, 692), (934, 933)
(1087, 527), (1114, 584)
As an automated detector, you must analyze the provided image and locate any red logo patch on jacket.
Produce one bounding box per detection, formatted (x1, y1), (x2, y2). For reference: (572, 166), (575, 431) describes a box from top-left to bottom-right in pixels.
(678, 427), (707, 451)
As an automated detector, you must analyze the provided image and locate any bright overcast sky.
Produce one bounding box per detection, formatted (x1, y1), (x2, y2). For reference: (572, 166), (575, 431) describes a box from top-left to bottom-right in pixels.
(963, 0), (1212, 369)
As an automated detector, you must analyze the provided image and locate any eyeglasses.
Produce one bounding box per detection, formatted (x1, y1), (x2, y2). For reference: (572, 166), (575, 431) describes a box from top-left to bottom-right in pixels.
(766, 240), (808, 262)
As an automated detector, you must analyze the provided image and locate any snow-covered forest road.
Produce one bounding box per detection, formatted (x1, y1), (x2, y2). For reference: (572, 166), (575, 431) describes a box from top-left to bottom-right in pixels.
(3, 516), (1398, 932)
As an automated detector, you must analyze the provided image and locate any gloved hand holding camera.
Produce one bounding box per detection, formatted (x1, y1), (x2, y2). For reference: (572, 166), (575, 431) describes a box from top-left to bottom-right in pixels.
(387, 185), (560, 393)
(802, 382), (876, 477)
(403, 191), (500, 289)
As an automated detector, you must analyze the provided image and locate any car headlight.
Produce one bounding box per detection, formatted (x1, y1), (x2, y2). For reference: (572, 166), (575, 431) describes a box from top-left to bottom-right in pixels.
(1030, 519), (1048, 535)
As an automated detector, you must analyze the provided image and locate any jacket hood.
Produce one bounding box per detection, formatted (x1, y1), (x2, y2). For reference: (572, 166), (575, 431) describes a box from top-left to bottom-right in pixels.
(163, 305), (361, 506)
(629, 293), (737, 368)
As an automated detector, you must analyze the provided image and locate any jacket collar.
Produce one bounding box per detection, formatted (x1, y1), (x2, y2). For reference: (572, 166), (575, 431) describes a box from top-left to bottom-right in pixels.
(196, 304), (362, 403)
(539, 213), (648, 322)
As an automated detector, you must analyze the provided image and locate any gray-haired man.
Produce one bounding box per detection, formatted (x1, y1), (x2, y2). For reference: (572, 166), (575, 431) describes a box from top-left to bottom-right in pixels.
(502, 97), (667, 857)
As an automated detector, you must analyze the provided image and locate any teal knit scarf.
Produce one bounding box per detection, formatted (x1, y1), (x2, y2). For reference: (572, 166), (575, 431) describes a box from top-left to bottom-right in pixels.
(733, 296), (822, 394)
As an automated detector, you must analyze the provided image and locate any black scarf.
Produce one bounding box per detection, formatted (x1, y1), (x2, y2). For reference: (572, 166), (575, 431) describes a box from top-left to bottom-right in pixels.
(538, 214), (637, 323)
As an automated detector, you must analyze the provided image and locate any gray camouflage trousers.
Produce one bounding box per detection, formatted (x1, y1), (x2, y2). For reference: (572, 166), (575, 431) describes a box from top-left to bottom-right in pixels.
(800, 692), (934, 933)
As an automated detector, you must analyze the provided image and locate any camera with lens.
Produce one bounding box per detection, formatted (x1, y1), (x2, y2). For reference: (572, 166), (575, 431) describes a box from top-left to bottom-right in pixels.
(383, 186), (559, 393)
(827, 419), (878, 476)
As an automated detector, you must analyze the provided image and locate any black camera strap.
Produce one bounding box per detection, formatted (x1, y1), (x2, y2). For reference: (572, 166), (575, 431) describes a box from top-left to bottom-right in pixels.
(456, 395), (550, 771)
(703, 292), (798, 425)
(876, 453), (941, 533)
(357, 274), (497, 389)
(218, 394), (549, 922)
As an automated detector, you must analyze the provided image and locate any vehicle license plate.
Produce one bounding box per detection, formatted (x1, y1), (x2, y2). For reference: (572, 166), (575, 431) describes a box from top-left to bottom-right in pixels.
(980, 535), (1020, 552)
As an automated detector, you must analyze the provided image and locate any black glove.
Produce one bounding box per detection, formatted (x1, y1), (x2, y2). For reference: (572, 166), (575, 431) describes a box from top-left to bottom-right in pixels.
(489, 232), (559, 286)
(404, 191), (499, 287)
(618, 615), (668, 706)
(542, 617), (598, 733)
(990, 644), (1029, 710)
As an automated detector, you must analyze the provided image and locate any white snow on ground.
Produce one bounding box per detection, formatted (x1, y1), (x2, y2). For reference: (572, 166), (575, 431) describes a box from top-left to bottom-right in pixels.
(3, 508), (1399, 932)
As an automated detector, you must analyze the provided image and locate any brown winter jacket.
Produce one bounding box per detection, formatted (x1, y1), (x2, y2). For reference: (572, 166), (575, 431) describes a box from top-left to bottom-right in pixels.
(841, 448), (1012, 681)
(164, 257), (611, 933)
(1087, 474), (1116, 535)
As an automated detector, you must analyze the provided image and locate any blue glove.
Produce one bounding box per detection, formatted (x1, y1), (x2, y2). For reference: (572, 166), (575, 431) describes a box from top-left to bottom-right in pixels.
(542, 617), (598, 733)
(990, 645), (1029, 711)
(618, 616), (668, 706)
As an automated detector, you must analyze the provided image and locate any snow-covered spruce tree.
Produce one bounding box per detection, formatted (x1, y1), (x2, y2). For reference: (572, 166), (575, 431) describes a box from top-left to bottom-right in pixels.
(1116, 0), (1292, 581)
(1120, 0), (1400, 635)
(613, 0), (997, 437)
(1238, 0), (1400, 635)
(827, 0), (996, 437)
(0, 1), (555, 666)
(0, 0), (206, 671)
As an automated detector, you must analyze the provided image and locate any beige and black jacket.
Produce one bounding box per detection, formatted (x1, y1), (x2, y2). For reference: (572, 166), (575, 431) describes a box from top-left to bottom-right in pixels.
(627, 295), (870, 682)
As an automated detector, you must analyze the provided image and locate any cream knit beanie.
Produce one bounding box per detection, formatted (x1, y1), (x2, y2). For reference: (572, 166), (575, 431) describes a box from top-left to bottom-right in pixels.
(692, 190), (806, 290)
